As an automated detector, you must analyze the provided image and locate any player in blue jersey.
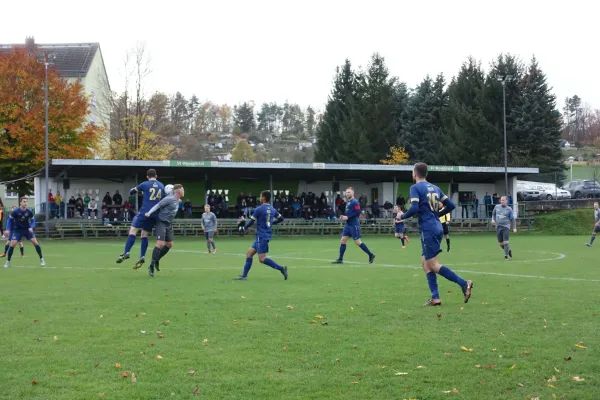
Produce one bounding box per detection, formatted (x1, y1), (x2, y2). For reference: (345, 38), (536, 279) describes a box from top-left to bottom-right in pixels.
(393, 205), (409, 248)
(399, 163), (473, 306)
(2, 205), (24, 258)
(332, 187), (375, 264)
(233, 190), (288, 280)
(116, 169), (165, 269)
(3, 197), (45, 268)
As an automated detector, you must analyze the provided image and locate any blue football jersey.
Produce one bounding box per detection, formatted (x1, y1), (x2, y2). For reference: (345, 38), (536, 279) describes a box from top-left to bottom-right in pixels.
(133, 180), (165, 213)
(9, 208), (35, 230)
(408, 182), (447, 232)
(251, 204), (281, 240)
(344, 199), (361, 226)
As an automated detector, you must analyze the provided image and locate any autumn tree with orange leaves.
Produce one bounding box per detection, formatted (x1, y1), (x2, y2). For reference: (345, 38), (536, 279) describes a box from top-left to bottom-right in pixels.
(0, 49), (101, 196)
(380, 146), (409, 165)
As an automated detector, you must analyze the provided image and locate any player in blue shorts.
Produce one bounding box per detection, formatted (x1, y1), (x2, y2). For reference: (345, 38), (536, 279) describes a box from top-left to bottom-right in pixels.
(332, 187), (375, 264)
(393, 205), (409, 248)
(116, 169), (165, 269)
(399, 163), (473, 306)
(3, 197), (45, 267)
(234, 190), (288, 280)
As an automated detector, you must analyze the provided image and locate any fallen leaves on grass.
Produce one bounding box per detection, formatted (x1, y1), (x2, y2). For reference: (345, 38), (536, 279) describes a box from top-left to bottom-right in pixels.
(32, 380), (37, 385)
(131, 373), (136, 383)
(379, 301), (386, 304)
(564, 356), (572, 361)
(444, 352), (452, 356)
(475, 364), (481, 368)
(193, 385), (200, 395)
(157, 332), (164, 339)
(521, 350), (531, 355)
(460, 346), (473, 352)
(416, 366), (425, 369)
(162, 320), (171, 326)
(441, 388), (459, 393)
(53, 336), (57, 341)
(517, 383), (525, 387)
(156, 355), (163, 360)
(554, 367), (560, 373)
(202, 338), (208, 344)
(241, 296), (246, 299)
(286, 305), (294, 310)
(491, 348), (497, 352)
(548, 384), (556, 388)
(33, 319), (39, 323)
(485, 364), (496, 369)
(121, 372), (128, 378)
(350, 306), (354, 311)
(315, 315), (323, 319)
(94, 362), (99, 368)
(99, 315), (103, 319)
(351, 381), (359, 384)
(68, 372), (76, 377)
(35, 338), (41, 342)
(98, 394), (104, 398)
(575, 342), (586, 349)
(114, 363), (122, 369)
(282, 346), (288, 351)
(572, 376), (585, 382)
(510, 364), (517, 369)
(311, 320), (317, 323)
(437, 314), (442, 320)
(352, 344), (357, 349)
(188, 370), (196, 375)
(548, 375), (558, 382)
(395, 372), (408, 376)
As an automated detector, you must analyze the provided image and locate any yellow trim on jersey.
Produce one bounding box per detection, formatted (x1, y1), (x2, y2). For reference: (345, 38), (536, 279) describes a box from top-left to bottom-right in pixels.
(440, 195), (448, 201)
(251, 216), (257, 220)
(410, 198), (419, 203)
(439, 213), (451, 223)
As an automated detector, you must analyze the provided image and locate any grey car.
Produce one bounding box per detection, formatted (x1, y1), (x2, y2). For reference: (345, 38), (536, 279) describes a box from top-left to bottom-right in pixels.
(562, 180), (600, 199)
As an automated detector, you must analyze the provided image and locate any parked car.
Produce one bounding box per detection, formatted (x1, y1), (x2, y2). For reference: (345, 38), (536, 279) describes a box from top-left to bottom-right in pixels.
(517, 183), (541, 201)
(562, 180), (600, 199)
(530, 184), (571, 200)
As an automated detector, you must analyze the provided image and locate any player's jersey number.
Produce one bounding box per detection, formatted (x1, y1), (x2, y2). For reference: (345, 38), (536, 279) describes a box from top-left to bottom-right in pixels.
(149, 188), (162, 201)
(427, 193), (440, 212)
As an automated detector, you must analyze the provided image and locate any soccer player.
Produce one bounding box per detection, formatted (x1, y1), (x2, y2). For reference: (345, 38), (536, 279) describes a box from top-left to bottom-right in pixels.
(144, 184), (184, 277)
(2, 206), (24, 258)
(201, 204), (218, 254)
(398, 163), (473, 306)
(332, 187), (375, 264)
(491, 196), (517, 260)
(585, 202), (600, 246)
(116, 169), (165, 269)
(392, 205), (409, 248)
(439, 204), (451, 252)
(234, 190), (288, 280)
(3, 197), (45, 267)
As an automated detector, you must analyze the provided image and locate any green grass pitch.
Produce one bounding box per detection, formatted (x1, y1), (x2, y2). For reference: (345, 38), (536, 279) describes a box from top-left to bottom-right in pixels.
(0, 234), (598, 399)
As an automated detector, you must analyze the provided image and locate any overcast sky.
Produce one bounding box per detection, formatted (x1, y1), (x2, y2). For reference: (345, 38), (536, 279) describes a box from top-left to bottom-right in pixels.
(4, 0), (599, 112)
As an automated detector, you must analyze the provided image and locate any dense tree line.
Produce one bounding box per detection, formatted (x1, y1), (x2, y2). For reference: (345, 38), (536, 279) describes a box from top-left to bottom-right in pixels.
(315, 53), (566, 180)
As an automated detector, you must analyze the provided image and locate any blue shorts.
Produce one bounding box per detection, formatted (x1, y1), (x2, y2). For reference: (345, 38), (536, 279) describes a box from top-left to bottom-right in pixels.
(132, 214), (156, 232)
(11, 229), (35, 242)
(420, 229), (443, 260)
(394, 223), (405, 234)
(251, 237), (270, 254)
(342, 224), (361, 240)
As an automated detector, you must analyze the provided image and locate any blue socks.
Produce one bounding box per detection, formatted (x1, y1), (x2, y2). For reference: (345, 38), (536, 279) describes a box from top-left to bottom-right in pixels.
(339, 244), (347, 260)
(35, 245), (43, 259)
(400, 237), (405, 246)
(438, 266), (466, 288)
(242, 258), (253, 277)
(426, 272), (439, 299)
(7, 246), (14, 261)
(124, 234), (136, 254)
(263, 258), (284, 271)
(359, 243), (373, 256)
(140, 237), (149, 258)
(4, 243), (9, 254)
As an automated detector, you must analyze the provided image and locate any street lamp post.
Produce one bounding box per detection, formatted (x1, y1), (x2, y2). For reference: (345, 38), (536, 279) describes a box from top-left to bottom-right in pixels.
(37, 53), (55, 238)
(498, 75), (513, 197)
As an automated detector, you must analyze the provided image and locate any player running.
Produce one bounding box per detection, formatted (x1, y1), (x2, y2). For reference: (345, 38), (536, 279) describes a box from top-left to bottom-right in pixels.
(3, 197), (45, 267)
(116, 169), (165, 269)
(201, 205), (218, 254)
(585, 202), (600, 247)
(491, 196), (517, 260)
(332, 187), (375, 264)
(393, 205), (409, 248)
(144, 184), (184, 277)
(234, 190), (288, 280)
(398, 163), (473, 306)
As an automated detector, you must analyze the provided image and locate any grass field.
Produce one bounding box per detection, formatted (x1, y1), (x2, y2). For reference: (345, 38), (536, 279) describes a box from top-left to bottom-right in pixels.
(1, 234), (598, 400)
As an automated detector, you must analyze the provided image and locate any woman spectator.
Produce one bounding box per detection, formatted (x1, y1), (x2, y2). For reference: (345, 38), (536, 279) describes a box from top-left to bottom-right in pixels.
(103, 192), (113, 205)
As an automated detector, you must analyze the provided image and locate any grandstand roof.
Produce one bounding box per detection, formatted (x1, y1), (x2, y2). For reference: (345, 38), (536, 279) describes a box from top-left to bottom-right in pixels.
(49, 159), (539, 183)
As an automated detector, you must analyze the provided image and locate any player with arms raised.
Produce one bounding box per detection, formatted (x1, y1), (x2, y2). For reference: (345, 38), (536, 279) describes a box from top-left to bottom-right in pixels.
(4, 197), (45, 267)
(234, 190), (288, 280)
(116, 169), (165, 269)
(393, 205), (409, 248)
(399, 163), (473, 306)
(332, 187), (375, 264)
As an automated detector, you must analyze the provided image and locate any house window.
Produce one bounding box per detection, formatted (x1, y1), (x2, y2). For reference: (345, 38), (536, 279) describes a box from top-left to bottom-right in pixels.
(5, 187), (18, 198)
